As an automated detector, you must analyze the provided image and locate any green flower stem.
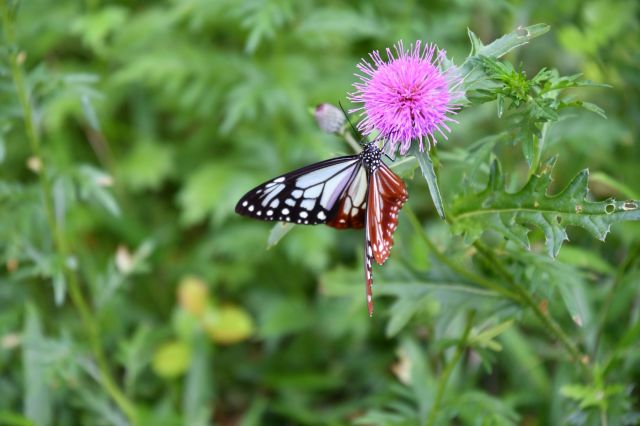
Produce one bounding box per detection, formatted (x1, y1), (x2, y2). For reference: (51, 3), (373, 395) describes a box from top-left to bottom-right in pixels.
(425, 309), (476, 426)
(1, 3), (137, 423)
(339, 125), (362, 153)
(404, 206), (520, 301)
(473, 241), (586, 369)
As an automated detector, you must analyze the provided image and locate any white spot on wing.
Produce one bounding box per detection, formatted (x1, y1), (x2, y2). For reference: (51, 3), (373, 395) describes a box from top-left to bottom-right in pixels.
(301, 199), (315, 211)
(248, 205), (254, 212)
(317, 211), (326, 220)
(285, 198), (296, 206)
(282, 208), (290, 215)
(273, 177), (285, 183)
(270, 199), (279, 208)
(242, 201), (248, 207)
(292, 190), (303, 199)
(300, 211), (308, 219)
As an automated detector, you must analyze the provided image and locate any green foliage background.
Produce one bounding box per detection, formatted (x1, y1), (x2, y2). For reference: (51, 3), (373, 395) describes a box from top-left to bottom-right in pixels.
(1, 0), (639, 425)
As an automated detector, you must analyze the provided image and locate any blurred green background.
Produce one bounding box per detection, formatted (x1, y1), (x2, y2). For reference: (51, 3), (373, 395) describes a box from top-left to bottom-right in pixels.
(1, 0), (639, 425)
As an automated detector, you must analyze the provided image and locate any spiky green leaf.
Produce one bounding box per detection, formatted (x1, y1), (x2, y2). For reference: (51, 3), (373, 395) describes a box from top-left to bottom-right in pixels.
(451, 157), (640, 257)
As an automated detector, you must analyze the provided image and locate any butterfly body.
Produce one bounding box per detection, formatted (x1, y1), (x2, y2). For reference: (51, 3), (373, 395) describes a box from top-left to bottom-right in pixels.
(235, 143), (408, 315)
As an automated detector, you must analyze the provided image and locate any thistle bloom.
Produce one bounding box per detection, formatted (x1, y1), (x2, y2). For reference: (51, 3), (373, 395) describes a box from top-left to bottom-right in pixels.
(350, 40), (461, 154)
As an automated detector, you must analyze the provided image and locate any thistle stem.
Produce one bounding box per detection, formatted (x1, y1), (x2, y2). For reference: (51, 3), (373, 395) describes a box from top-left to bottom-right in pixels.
(1, 3), (137, 423)
(404, 206), (520, 301)
(425, 310), (476, 426)
(473, 241), (586, 370)
(339, 126), (363, 153)
(406, 204), (586, 371)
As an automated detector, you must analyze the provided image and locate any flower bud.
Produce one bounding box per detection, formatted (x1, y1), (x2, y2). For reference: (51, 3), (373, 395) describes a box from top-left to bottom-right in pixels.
(314, 103), (346, 134)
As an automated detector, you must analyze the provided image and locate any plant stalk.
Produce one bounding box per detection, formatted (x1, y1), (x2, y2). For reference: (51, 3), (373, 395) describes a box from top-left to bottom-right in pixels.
(473, 241), (586, 369)
(406, 204), (585, 370)
(1, 3), (137, 423)
(425, 310), (476, 426)
(405, 206), (520, 301)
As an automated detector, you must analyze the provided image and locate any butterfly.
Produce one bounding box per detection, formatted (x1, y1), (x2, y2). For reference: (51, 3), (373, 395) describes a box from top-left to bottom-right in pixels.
(235, 142), (408, 316)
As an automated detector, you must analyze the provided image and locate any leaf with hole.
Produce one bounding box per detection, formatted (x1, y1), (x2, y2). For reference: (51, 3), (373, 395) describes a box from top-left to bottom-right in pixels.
(451, 156), (640, 257)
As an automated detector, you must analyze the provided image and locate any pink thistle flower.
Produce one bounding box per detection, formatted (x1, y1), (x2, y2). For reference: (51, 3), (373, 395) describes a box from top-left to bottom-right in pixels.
(349, 40), (462, 155)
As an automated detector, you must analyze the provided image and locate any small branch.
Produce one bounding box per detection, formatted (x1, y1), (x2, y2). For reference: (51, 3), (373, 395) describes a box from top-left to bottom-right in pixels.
(425, 310), (476, 426)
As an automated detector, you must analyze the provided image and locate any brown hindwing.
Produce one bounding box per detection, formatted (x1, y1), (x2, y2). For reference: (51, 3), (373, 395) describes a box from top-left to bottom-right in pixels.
(366, 163), (409, 265)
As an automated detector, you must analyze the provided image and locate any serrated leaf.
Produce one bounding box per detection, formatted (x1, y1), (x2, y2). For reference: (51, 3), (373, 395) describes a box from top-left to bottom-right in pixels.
(410, 146), (446, 219)
(466, 28), (484, 56)
(460, 24), (550, 83)
(474, 24), (550, 60)
(451, 157), (640, 257)
(508, 248), (592, 328)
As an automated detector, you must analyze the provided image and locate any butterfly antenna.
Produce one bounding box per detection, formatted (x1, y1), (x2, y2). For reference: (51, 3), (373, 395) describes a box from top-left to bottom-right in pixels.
(338, 101), (365, 146)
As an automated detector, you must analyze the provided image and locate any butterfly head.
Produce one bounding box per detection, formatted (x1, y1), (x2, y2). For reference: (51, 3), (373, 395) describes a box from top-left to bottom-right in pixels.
(361, 142), (382, 173)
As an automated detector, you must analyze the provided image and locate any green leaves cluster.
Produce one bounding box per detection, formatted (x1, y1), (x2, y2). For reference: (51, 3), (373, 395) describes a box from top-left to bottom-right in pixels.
(468, 56), (608, 167)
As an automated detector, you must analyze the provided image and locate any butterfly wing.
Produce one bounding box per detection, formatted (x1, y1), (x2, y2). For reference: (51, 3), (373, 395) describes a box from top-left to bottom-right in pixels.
(235, 155), (363, 225)
(367, 163), (409, 265)
(326, 165), (368, 229)
(364, 212), (375, 316)
(362, 163), (408, 316)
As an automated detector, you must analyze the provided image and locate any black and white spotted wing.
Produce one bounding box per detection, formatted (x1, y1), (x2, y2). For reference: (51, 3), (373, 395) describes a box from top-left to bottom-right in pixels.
(235, 155), (365, 225)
